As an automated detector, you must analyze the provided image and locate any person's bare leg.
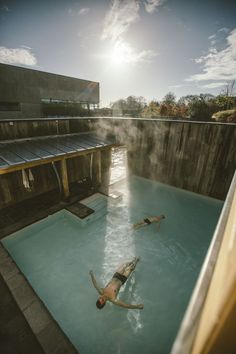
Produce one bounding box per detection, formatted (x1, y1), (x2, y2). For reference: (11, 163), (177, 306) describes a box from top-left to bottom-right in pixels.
(118, 257), (140, 278)
(133, 222), (145, 230)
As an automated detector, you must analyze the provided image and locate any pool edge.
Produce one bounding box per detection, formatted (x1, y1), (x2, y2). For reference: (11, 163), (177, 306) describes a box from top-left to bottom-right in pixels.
(0, 242), (79, 354)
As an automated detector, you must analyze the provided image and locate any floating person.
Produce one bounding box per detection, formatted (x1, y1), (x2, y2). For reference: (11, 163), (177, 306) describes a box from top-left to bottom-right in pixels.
(89, 257), (144, 310)
(133, 214), (165, 230)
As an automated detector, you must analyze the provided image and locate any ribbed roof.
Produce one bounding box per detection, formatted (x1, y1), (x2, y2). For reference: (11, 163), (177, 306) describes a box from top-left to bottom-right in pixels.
(0, 132), (115, 172)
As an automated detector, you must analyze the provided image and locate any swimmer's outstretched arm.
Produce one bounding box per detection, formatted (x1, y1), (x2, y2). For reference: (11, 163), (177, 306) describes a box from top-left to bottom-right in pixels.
(89, 270), (103, 295)
(112, 299), (144, 309)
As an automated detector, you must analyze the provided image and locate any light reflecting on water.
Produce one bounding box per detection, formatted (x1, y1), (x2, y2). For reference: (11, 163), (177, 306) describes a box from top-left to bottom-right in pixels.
(104, 168), (144, 334)
(110, 146), (127, 185)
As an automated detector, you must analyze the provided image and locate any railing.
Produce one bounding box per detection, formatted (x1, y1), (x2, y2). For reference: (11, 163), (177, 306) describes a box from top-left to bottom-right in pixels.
(171, 169), (236, 354)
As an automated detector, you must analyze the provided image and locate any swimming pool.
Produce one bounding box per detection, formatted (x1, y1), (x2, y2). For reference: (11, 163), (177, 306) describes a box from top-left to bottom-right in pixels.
(2, 176), (223, 354)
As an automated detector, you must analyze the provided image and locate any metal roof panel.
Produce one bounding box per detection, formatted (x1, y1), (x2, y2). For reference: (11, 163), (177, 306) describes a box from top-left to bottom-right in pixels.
(0, 133), (116, 173)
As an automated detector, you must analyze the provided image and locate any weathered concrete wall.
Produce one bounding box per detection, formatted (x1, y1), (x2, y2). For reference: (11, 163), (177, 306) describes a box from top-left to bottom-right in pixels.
(0, 119), (70, 140)
(0, 64), (99, 119)
(70, 118), (236, 200)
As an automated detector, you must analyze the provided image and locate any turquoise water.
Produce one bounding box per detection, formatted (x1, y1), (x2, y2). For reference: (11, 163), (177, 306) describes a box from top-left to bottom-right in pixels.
(2, 176), (223, 354)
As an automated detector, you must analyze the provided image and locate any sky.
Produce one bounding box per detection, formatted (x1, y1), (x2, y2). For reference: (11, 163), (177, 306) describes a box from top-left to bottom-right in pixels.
(0, 0), (236, 107)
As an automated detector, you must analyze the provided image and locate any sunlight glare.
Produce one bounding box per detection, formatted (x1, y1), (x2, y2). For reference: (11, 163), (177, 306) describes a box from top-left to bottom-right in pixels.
(109, 41), (133, 66)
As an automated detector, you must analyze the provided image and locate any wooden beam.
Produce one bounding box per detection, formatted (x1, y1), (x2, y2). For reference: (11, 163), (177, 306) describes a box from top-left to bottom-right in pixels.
(60, 158), (69, 199)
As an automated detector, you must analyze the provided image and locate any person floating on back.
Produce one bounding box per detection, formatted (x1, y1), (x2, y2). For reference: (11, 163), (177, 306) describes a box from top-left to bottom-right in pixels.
(90, 257), (144, 310)
(133, 214), (165, 230)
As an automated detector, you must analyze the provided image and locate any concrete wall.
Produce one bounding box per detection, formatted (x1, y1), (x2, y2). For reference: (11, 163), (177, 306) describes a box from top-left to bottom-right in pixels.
(0, 64), (99, 119)
(0, 119), (70, 139)
(0, 118), (235, 207)
(69, 118), (236, 200)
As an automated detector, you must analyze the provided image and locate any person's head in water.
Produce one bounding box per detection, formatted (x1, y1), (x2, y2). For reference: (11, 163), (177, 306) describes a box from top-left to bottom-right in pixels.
(96, 296), (106, 309)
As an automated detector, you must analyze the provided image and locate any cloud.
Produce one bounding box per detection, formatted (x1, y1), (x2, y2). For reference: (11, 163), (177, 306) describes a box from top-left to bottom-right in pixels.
(144, 0), (165, 14)
(68, 7), (90, 16)
(78, 8), (90, 16)
(133, 48), (157, 62)
(169, 84), (190, 88)
(0, 46), (37, 66)
(101, 0), (166, 41)
(112, 40), (157, 63)
(101, 0), (140, 42)
(201, 82), (227, 89)
(208, 34), (216, 40)
(101, 0), (161, 65)
(218, 27), (229, 33)
(21, 45), (32, 50)
(186, 28), (236, 82)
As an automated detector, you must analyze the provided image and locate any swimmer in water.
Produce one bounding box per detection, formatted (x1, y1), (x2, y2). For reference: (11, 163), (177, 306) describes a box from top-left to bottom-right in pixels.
(90, 257), (143, 310)
(133, 215), (165, 230)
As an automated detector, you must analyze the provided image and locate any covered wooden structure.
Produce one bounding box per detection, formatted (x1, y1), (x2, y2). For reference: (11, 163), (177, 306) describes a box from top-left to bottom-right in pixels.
(0, 132), (116, 201)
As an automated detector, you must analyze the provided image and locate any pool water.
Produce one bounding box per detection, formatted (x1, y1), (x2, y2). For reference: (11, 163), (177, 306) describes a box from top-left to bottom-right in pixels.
(2, 176), (223, 354)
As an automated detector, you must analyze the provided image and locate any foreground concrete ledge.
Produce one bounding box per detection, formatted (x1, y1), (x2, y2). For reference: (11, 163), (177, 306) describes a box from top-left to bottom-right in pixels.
(171, 170), (236, 354)
(0, 243), (78, 354)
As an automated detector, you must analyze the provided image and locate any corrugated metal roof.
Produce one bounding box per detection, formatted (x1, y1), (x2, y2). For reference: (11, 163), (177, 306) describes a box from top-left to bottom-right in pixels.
(0, 133), (115, 171)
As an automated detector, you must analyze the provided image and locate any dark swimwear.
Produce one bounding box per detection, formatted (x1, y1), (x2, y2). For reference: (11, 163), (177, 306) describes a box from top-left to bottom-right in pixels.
(113, 272), (128, 285)
(144, 218), (151, 224)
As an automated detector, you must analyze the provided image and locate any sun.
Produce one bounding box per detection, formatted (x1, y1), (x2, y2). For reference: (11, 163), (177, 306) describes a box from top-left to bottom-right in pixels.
(109, 41), (133, 66)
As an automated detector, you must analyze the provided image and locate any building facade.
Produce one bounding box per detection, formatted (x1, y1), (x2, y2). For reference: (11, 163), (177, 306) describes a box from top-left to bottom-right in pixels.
(0, 63), (99, 119)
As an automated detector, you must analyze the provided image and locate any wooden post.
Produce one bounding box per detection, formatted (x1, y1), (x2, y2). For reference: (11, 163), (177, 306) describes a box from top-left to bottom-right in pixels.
(97, 151), (102, 185)
(60, 158), (69, 199)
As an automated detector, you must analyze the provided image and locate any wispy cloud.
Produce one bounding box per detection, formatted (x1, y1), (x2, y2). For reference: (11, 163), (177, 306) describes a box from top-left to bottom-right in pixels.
(186, 28), (236, 82)
(208, 34), (216, 40)
(144, 0), (165, 14)
(218, 27), (229, 33)
(68, 7), (90, 16)
(110, 40), (157, 63)
(169, 84), (192, 89)
(102, 0), (140, 42)
(0, 46), (37, 66)
(201, 82), (227, 89)
(78, 8), (90, 16)
(101, 0), (161, 64)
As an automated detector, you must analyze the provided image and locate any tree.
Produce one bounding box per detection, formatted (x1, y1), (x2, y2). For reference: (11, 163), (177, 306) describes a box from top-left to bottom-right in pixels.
(215, 80), (236, 110)
(214, 95), (235, 111)
(221, 80), (235, 97)
(213, 109), (236, 123)
(178, 94), (219, 121)
(162, 92), (176, 104)
(110, 96), (146, 117)
(141, 101), (160, 118)
(159, 103), (171, 116)
(188, 96), (212, 121)
(178, 95), (199, 106)
(94, 107), (112, 117)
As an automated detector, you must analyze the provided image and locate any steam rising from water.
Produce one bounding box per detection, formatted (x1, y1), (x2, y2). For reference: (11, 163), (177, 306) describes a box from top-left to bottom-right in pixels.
(110, 146), (128, 185)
